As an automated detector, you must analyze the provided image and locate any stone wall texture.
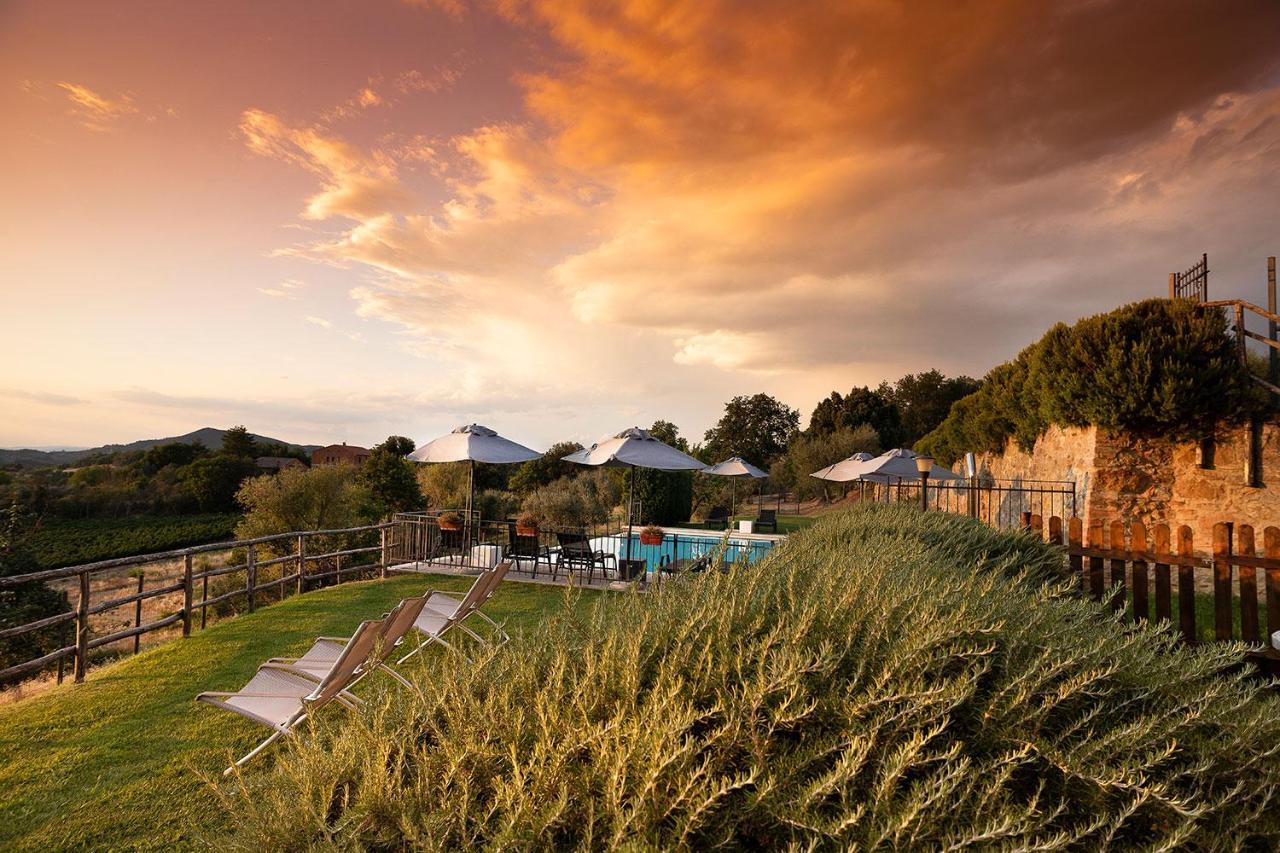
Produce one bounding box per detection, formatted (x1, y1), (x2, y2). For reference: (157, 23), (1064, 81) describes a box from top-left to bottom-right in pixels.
(972, 420), (1280, 553)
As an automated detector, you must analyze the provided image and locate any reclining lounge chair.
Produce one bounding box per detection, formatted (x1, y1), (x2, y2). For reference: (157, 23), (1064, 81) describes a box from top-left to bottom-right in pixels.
(196, 595), (429, 774)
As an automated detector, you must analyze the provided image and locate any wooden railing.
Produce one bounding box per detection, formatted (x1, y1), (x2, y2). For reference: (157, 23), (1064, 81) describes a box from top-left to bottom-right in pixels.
(1019, 513), (1280, 652)
(0, 522), (394, 684)
(1203, 294), (1280, 398)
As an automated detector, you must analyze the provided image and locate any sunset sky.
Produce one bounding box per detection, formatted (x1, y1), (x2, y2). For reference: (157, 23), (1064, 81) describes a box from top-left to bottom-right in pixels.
(3, 1), (1280, 450)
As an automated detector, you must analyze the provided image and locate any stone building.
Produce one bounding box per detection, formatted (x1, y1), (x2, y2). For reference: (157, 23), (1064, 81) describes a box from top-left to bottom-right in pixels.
(971, 420), (1280, 550)
(310, 443), (370, 466)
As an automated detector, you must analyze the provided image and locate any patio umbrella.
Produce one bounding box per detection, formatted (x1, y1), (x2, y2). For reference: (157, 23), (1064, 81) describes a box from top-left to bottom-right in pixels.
(809, 451), (876, 482)
(409, 424), (541, 523)
(562, 427), (707, 566)
(854, 448), (962, 483)
(703, 456), (767, 517)
(844, 448), (961, 504)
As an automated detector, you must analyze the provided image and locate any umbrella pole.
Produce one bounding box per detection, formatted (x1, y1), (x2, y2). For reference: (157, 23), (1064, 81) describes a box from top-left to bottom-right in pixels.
(730, 478), (737, 519)
(626, 467), (635, 567)
(468, 460), (475, 545)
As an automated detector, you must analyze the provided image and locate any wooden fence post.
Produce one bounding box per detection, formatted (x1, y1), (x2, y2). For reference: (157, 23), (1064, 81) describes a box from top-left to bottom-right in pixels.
(1048, 515), (1062, 547)
(1237, 524), (1259, 644)
(182, 551), (193, 638)
(1235, 303), (1248, 367)
(246, 543), (257, 614)
(1131, 522), (1148, 623)
(133, 571), (144, 654)
(1268, 256), (1278, 407)
(74, 571), (89, 683)
(1087, 521), (1105, 601)
(1068, 517), (1083, 592)
(1153, 524), (1172, 624)
(1109, 520), (1127, 614)
(1168, 272), (1176, 300)
(380, 527), (388, 580)
(297, 535), (306, 596)
(57, 623), (68, 685)
(1177, 526), (1196, 643)
(1212, 522), (1234, 642)
(1265, 526), (1280, 644)
(1019, 511), (1032, 532)
(1029, 513), (1043, 540)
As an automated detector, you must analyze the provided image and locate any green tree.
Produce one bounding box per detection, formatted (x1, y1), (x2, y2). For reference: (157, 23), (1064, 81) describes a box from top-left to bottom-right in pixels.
(0, 504), (70, 682)
(235, 464), (374, 540)
(917, 298), (1257, 465)
(627, 421), (694, 525)
(221, 425), (257, 459)
(702, 394), (799, 468)
(140, 441), (207, 475)
(361, 446), (424, 516)
(769, 425), (882, 500)
(416, 463), (471, 511)
(808, 387), (903, 447)
(877, 370), (980, 446)
(376, 436), (417, 458)
(508, 441), (585, 494)
(182, 456), (256, 511)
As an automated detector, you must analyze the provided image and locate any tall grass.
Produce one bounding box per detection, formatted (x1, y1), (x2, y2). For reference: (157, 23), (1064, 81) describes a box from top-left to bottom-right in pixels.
(217, 504), (1280, 849)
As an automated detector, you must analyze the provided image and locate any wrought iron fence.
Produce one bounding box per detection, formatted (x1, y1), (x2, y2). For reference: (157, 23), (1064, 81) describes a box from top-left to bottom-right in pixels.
(1169, 252), (1209, 302)
(855, 478), (1077, 530)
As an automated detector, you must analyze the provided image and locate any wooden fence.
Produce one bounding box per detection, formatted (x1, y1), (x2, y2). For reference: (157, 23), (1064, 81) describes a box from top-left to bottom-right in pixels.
(0, 522), (393, 685)
(1019, 513), (1280, 653)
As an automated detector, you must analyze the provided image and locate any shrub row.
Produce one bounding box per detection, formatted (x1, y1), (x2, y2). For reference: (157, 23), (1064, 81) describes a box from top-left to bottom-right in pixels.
(917, 298), (1256, 465)
(28, 513), (240, 569)
(217, 504), (1280, 849)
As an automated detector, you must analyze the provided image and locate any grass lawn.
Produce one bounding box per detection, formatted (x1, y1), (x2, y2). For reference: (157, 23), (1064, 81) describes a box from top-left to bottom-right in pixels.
(0, 573), (598, 851)
(729, 514), (816, 534)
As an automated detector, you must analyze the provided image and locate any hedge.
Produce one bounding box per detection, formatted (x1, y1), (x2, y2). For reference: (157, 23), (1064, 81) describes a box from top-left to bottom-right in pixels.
(916, 298), (1255, 465)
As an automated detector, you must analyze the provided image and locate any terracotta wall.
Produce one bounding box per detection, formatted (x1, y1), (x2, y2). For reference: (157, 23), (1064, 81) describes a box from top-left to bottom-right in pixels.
(971, 421), (1280, 552)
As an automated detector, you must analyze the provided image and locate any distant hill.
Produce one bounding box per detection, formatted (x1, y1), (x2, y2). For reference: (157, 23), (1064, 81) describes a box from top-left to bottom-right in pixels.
(0, 428), (322, 468)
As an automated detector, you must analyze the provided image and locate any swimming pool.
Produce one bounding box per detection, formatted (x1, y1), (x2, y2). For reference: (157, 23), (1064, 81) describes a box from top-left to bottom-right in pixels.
(589, 527), (779, 572)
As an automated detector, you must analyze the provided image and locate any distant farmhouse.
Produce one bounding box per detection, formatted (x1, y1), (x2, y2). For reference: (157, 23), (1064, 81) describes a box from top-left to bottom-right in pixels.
(311, 443), (370, 466)
(255, 456), (305, 472)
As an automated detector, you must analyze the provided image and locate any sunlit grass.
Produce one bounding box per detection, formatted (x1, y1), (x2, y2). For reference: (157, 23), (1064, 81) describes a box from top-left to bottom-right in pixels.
(0, 573), (597, 851)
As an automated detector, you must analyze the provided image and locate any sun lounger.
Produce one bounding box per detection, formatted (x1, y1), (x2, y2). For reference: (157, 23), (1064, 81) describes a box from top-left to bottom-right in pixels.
(397, 561), (512, 664)
(197, 596), (428, 774)
(268, 595), (430, 690)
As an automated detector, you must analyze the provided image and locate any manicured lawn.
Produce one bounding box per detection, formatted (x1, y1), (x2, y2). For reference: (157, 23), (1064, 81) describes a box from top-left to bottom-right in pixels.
(730, 514), (816, 534)
(0, 573), (598, 851)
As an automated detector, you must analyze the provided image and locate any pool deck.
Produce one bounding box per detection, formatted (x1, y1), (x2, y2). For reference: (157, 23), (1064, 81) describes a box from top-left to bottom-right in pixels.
(390, 560), (629, 591)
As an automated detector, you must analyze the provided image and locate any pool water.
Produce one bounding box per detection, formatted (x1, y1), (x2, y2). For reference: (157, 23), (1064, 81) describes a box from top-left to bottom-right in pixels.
(589, 529), (777, 572)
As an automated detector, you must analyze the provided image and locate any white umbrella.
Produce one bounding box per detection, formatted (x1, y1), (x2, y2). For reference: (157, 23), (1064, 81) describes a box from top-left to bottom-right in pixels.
(854, 448), (962, 483)
(703, 456), (767, 517)
(809, 451), (876, 482)
(562, 427), (706, 566)
(410, 424), (541, 523)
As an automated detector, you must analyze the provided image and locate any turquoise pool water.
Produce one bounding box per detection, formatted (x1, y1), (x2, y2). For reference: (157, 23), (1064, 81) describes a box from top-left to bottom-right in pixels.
(589, 529), (777, 571)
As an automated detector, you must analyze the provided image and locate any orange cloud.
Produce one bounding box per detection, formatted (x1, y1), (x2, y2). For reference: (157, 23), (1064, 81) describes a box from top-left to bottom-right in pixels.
(56, 82), (139, 130)
(250, 0), (1280, 397)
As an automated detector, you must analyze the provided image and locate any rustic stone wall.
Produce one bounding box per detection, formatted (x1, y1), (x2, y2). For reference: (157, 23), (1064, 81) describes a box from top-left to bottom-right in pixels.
(971, 421), (1280, 552)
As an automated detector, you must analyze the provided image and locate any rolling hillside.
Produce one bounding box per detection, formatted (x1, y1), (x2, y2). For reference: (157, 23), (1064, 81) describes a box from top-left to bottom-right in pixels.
(0, 428), (320, 468)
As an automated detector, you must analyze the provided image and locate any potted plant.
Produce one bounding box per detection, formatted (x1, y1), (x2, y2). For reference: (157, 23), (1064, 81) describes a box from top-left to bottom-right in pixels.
(515, 511), (540, 537)
(438, 511), (463, 531)
(639, 524), (664, 546)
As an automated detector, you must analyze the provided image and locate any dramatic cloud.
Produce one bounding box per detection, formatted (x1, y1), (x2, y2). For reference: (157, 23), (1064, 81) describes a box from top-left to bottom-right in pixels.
(249, 0), (1280, 399)
(240, 109), (412, 220)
